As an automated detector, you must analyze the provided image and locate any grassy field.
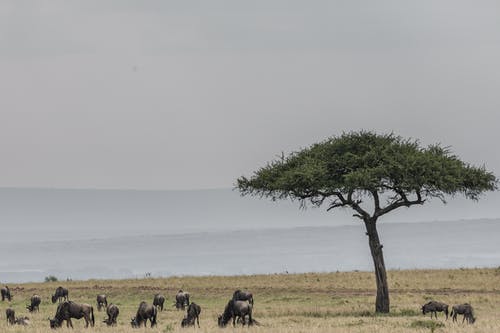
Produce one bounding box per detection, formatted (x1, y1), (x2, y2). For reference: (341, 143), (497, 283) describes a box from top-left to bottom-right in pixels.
(1, 268), (499, 332)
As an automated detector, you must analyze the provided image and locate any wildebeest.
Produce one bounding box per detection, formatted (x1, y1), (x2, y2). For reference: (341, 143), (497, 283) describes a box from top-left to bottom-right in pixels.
(130, 301), (157, 328)
(51, 286), (69, 304)
(218, 299), (253, 327)
(27, 294), (42, 312)
(232, 289), (254, 305)
(96, 294), (108, 311)
(49, 301), (95, 329)
(1, 286), (12, 301)
(181, 302), (201, 328)
(421, 301), (449, 319)
(153, 293), (166, 311)
(103, 303), (119, 327)
(451, 303), (475, 324)
(6, 308), (15, 325)
(175, 290), (190, 310)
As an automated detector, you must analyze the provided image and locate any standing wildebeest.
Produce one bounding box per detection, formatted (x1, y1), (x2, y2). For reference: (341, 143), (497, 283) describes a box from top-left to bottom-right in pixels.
(451, 303), (476, 324)
(27, 294), (42, 312)
(49, 301), (95, 328)
(153, 294), (166, 311)
(1, 286), (12, 301)
(130, 301), (157, 328)
(175, 290), (190, 310)
(218, 299), (253, 327)
(51, 286), (69, 303)
(103, 303), (119, 327)
(232, 289), (254, 305)
(421, 301), (449, 319)
(96, 294), (108, 311)
(181, 302), (201, 328)
(6, 308), (15, 325)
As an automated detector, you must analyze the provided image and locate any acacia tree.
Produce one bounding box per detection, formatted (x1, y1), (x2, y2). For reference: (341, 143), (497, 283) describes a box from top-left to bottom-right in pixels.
(237, 131), (497, 313)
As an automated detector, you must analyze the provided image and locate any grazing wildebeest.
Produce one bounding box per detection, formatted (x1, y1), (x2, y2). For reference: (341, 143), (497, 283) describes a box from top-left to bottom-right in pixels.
(103, 303), (119, 327)
(96, 294), (108, 311)
(1, 286), (12, 301)
(421, 301), (449, 319)
(175, 290), (190, 310)
(130, 301), (157, 328)
(6, 308), (15, 325)
(51, 286), (69, 303)
(49, 301), (95, 329)
(218, 299), (253, 327)
(451, 303), (475, 324)
(27, 294), (42, 312)
(181, 302), (201, 328)
(153, 293), (166, 311)
(15, 316), (30, 326)
(232, 289), (254, 305)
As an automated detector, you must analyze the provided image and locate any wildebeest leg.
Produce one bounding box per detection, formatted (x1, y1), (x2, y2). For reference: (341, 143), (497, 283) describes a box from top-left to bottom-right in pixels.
(197, 314), (200, 328)
(84, 315), (89, 328)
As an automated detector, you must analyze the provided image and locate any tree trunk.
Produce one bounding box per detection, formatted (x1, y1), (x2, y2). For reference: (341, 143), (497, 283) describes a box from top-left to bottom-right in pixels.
(364, 219), (390, 313)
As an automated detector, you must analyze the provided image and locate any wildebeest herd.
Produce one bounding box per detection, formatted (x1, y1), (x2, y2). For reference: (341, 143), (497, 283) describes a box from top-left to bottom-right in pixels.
(421, 300), (476, 324)
(1, 284), (478, 329)
(1, 285), (258, 329)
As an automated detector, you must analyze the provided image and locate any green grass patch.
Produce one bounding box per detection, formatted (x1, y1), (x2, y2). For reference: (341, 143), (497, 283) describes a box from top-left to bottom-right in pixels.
(410, 320), (445, 332)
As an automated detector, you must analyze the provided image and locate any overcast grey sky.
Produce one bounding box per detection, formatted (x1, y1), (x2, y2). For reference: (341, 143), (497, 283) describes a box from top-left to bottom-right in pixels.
(1, 1), (499, 190)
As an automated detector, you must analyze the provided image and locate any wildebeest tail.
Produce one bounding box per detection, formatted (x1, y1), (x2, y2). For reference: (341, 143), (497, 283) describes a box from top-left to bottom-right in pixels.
(444, 306), (449, 320)
(91, 306), (95, 327)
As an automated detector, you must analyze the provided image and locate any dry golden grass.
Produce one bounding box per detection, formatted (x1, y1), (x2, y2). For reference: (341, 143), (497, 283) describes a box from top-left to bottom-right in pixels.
(1, 268), (499, 332)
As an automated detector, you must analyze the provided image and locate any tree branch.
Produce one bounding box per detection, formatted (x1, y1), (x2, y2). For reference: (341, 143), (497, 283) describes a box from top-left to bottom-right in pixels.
(371, 190), (380, 214)
(375, 189), (425, 218)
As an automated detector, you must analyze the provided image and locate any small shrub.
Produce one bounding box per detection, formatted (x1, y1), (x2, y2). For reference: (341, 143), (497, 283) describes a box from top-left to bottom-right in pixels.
(44, 275), (58, 282)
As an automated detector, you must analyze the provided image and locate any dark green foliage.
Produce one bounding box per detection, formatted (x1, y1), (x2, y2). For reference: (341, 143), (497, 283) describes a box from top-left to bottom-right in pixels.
(44, 275), (58, 282)
(237, 131), (497, 219)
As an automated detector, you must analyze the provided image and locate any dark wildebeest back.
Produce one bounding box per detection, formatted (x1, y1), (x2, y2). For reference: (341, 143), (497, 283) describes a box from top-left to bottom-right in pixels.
(421, 301), (449, 319)
(96, 294), (108, 311)
(51, 286), (69, 304)
(232, 289), (254, 305)
(153, 294), (166, 311)
(131, 301), (157, 328)
(49, 301), (95, 329)
(6, 308), (15, 325)
(181, 302), (201, 328)
(218, 299), (253, 327)
(1, 286), (12, 301)
(27, 294), (42, 312)
(451, 303), (475, 324)
(175, 290), (190, 310)
(103, 303), (119, 326)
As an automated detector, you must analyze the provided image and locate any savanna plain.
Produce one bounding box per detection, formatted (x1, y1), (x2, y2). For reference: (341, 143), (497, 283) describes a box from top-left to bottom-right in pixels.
(1, 268), (499, 333)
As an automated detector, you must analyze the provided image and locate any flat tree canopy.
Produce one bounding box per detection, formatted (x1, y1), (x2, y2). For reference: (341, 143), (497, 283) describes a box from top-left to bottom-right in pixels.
(237, 131), (497, 312)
